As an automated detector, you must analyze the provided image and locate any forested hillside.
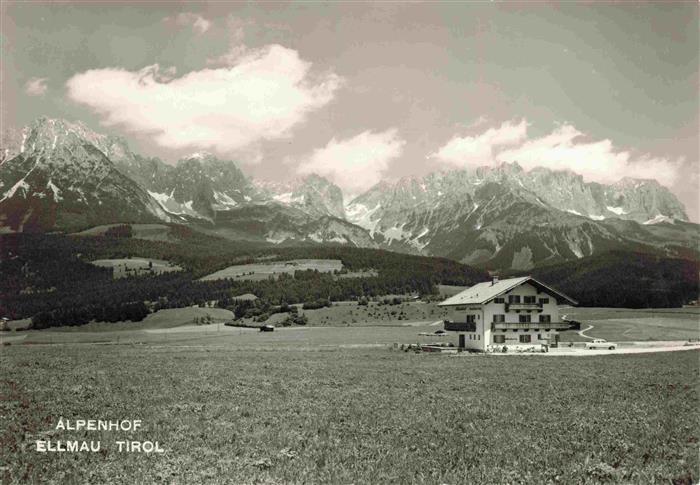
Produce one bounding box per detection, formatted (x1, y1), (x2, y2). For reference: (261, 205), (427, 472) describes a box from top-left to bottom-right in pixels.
(0, 227), (487, 327)
(526, 251), (699, 308)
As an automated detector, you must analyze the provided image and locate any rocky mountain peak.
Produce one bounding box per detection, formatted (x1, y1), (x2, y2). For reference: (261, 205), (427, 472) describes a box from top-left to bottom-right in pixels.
(183, 151), (218, 163)
(254, 174), (345, 219)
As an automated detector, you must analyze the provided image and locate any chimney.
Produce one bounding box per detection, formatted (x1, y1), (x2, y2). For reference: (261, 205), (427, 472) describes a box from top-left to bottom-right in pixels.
(491, 275), (499, 286)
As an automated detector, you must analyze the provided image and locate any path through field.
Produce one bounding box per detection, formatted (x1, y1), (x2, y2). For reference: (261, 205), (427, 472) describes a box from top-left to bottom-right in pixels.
(577, 324), (595, 340)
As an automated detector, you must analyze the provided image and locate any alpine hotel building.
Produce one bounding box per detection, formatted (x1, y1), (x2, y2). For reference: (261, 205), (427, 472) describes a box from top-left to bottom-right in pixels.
(438, 276), (578, 351)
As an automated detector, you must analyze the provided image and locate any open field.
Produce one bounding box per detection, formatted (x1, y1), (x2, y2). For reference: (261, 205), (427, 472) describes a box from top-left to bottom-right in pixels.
(234, 300), (451, 328)
(200, 259), (344, 282)
(1, 326), (697, 484)
(74, 224), (175, 242)
(558, 307), (700, 343)
(91, 258), (182, 279)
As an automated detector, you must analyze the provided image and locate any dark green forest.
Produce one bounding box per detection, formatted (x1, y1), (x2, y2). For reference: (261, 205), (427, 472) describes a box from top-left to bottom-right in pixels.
(525, 251), (699, 308)
(0, 228), (487, 328)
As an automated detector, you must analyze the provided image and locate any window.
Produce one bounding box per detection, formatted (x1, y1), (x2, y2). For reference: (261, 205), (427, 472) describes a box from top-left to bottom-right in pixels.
(539, 297), (549, 305)
(519, 314), (531, 323)
(508, 295), (521, 304)
(493, 335), (505, 344)
(523, 296), (536, 304)
(538, 334), (542, 340)
(539, 314), (551, 323)
(494, 297), (505, 304)
(466, 315), (476, 323)
(519, 335), (532, 343)
(493, 314), (505, 323)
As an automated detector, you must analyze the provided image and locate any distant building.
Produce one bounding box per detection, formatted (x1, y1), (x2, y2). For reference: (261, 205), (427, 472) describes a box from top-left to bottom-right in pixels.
(438, 276), (577, 351)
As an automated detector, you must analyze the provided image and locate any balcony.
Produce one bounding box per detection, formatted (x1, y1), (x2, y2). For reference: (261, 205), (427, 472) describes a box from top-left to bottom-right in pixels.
(444, 320), (476, 332)
(491, 321), (571, 331)
(505, 302), (542, 312)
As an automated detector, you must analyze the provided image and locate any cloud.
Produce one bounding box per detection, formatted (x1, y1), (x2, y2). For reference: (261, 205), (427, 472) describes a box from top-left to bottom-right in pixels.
(496, 124), (682, 186)
(164, 12), (211, 34)
(66, 44), (341, 153)
(432, 120), (682, 187)
(430, 119), (527, 167)
(297, 129), (405, 195)
(24, 77), (48, 96)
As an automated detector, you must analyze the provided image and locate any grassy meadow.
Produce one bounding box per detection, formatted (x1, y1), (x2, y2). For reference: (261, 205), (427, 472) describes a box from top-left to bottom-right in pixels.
(558, 307), (700, 342)
(232, 300), (452, 328)
(1, 327), (698, 484)
(200, 259), (344, 282)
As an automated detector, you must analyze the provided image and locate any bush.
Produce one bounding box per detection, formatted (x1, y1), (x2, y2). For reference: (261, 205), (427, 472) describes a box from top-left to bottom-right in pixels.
(281, 313), (308, 326)
(302, 299), (332, 310)
(104, 224), (133, 238)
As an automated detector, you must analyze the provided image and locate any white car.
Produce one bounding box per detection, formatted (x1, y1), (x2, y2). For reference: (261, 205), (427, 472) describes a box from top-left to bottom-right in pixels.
(585, 339), (617, 350)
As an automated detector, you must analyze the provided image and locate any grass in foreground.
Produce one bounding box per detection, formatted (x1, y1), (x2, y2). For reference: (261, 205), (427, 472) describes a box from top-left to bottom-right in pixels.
(1, 337), (697, 484)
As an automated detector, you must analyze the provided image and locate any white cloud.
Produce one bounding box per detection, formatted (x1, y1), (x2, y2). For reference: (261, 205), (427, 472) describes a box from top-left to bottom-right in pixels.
(164, 12), (211, 34)
(297, 129), (405, 195)
(496, 124), (681, 186)
(430, 119), (527, 167)
(66, 44), (341, 153)
(24, 77), (48, 96)
(432, 120), (681, 187)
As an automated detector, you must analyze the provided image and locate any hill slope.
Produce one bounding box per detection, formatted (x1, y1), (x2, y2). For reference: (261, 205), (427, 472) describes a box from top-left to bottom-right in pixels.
(526, 251), (699, 308)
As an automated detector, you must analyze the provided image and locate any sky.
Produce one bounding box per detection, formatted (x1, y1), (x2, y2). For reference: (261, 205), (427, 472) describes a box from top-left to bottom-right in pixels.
(2, 2), (698, 220)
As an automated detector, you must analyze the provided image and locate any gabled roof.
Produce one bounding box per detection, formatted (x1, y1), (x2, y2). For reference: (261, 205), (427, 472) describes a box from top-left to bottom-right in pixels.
(438, 276), (578, 306)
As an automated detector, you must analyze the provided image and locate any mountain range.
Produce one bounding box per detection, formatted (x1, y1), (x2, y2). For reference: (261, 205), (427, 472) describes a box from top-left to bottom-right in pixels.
(1, 117), (696, 270)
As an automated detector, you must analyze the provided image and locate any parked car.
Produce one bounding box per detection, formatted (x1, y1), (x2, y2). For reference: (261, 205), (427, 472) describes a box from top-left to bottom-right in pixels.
(259, 325), (275, 332)
(585, 339), (617, 350)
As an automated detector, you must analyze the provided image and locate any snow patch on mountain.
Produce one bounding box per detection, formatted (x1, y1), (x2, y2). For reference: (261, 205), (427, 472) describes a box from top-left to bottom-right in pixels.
(47, 180), (62, 202)
(213, 191), (238, 210)
(2, 179), (30, 201)
(272, 192), (297, 205)
(345, 202), (382, 236)
(148, 190), (203, 218)
(566, 236), (584, 258)
(266, 235), (288, 244)
(383, 223), (412, 244)
(606, 206), (629, 216)
(403, 227), (431, 250)
(643, 214), (675, 225)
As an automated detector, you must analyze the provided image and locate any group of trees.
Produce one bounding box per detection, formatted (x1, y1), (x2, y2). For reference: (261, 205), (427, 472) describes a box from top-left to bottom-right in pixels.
(32, 302), (149, 329)
(529, 251), (699, 308)
(1, 232), (488, 329)
(104, 224), (133, 238)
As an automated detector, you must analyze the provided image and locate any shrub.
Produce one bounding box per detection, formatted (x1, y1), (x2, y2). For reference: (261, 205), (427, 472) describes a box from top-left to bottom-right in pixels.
(302, 299), (332, 310)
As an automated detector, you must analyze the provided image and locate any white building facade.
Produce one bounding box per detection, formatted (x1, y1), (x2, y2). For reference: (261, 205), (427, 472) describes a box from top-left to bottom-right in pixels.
(438, 276), (577, 351)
